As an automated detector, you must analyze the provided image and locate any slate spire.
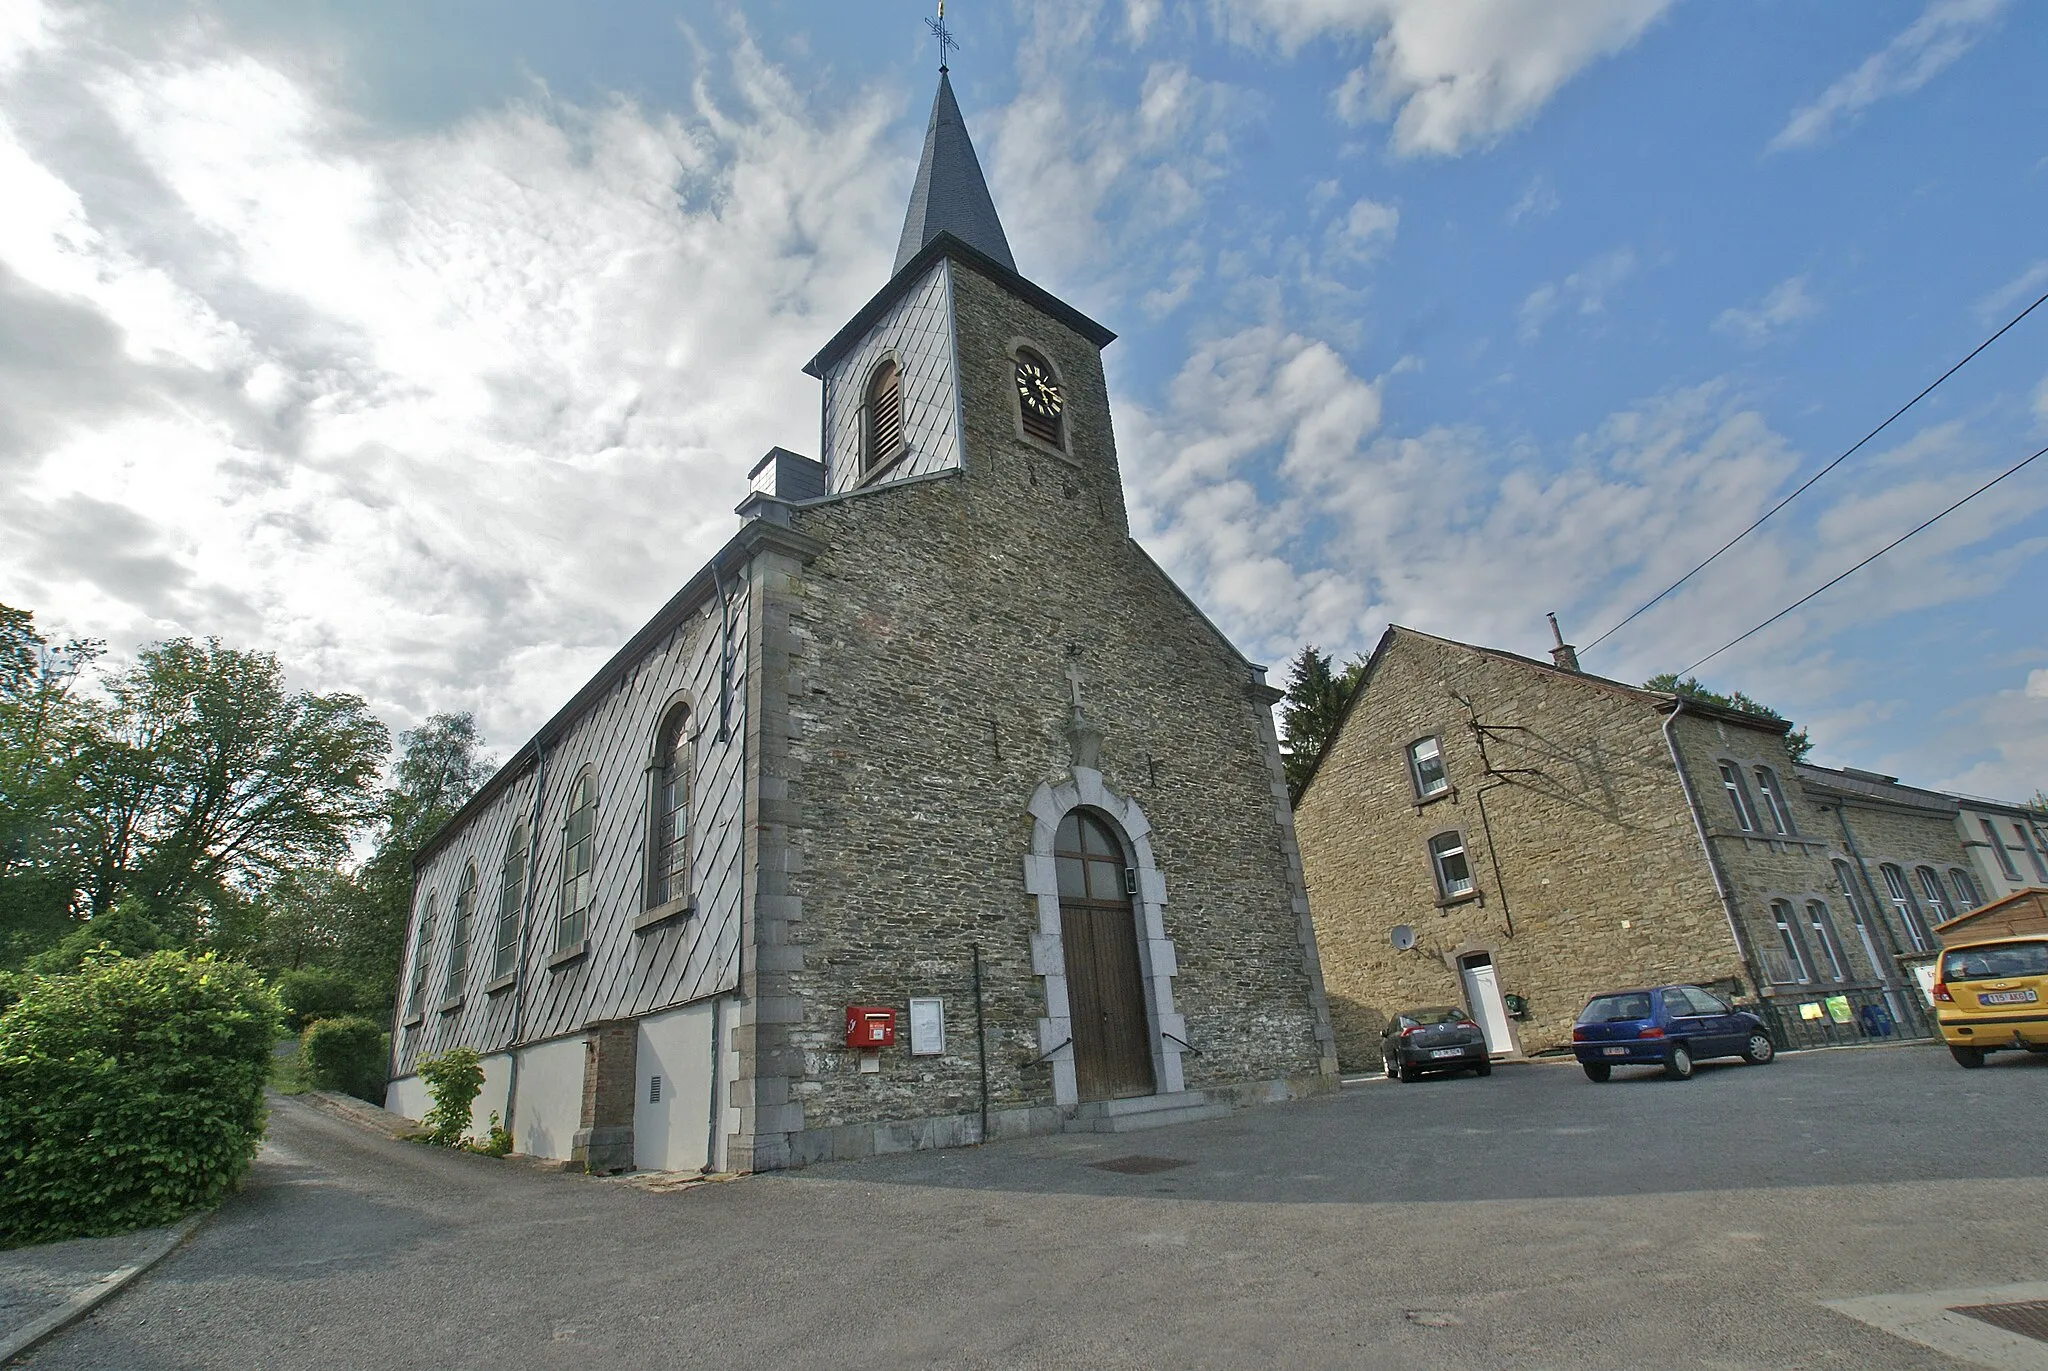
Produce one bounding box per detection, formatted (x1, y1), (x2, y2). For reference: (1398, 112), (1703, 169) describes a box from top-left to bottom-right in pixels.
(893, 71), (1016, 276)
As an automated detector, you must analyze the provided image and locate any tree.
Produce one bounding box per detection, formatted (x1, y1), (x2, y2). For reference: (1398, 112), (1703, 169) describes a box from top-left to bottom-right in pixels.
(347, 714), (492, 1016)
(1281, 646), (1367, 797)
(0, 605), (104, 961)
(1645, 673), (1812, 762)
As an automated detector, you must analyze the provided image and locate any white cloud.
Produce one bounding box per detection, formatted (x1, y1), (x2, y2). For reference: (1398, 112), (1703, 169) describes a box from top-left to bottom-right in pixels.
(1519, 246), (1637, 340)
(1977, 260), (2048, 323)
(1507, 175), (1559, 226)
(1769, 0), (2009, 153)
(1713, 275), (1822, 346)
(2027, 668), (2048, 700)
(1234, 0), (1672, 157)
(1326, 196), (1398, 263)
(0, 4), (905, 740)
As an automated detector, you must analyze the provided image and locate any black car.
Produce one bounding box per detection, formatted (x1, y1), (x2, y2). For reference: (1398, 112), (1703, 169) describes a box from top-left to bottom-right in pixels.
(1381, 1006), (1492, 1082)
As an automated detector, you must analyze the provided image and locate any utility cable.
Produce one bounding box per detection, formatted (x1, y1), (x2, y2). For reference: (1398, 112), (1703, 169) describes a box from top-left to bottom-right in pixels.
(1678, 440), (2048, 677)
(1585, 288), (2048, 654)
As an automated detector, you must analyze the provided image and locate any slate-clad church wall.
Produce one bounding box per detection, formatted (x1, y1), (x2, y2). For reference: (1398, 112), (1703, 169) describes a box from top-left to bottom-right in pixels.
(821, 260), (963, 493)
(773, 265), (1331, 1143)
(392, 582), (752, 1082)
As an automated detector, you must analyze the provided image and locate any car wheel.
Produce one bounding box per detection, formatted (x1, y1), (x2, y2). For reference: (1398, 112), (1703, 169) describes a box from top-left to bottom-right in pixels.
(1741, 1031), (1775, 1065)
(1582, 1062), (1611, 1083)
(1384, 1051), (1399, 1079)
(1474, 1059), (1492, 1077)
(1663, 1044), (1694, 1081)
(1398, 1060), (1420, 1083)
(1949, 1044), (1986, 1069)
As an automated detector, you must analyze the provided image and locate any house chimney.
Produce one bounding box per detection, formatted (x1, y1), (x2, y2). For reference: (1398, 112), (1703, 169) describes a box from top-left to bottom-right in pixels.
(1547, 613), (1581, 672)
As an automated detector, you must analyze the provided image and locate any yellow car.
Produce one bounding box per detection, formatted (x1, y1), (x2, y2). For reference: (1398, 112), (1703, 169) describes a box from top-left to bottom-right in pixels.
(1933, 934), (2048, 1068)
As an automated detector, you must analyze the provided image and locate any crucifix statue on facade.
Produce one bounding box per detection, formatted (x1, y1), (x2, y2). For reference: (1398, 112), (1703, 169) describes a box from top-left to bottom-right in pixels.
(1063, 649), (1103, 770)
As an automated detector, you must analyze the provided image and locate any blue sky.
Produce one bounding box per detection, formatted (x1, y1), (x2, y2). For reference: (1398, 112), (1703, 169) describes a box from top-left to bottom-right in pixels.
(2, 0), (2044, 798)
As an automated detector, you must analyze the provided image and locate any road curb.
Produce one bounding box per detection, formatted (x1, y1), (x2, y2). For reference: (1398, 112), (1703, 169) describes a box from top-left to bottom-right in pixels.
(0, 1212), (206, 1365)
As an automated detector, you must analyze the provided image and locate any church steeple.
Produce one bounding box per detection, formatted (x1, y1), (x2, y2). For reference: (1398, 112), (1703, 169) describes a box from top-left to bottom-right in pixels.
(893, 72), (1015, 276)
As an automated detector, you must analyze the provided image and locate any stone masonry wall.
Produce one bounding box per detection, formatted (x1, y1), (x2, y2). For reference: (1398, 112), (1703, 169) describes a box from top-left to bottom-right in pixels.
(765, 262), (1333, 1152)
(1294, 632), (1742, 1067)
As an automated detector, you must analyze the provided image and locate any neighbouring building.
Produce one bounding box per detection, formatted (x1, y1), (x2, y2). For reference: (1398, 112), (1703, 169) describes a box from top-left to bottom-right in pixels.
(1292, 623), (2010, 1068)
(383, 70), (1338, 1173)
(1952, 794), (2048, 903)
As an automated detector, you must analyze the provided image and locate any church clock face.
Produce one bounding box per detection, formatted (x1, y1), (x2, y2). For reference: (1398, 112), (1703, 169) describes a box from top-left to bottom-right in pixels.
(1016, 360), (1063, 420)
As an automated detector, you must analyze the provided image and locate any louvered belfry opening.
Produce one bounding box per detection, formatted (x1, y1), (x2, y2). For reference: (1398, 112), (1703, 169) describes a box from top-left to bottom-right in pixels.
(865, 360), (903, 473)
(1017, 349), (1061, 447)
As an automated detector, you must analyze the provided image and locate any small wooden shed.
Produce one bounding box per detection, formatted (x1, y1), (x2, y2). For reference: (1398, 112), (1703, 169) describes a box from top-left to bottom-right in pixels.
(1934, 887), (2048, 945)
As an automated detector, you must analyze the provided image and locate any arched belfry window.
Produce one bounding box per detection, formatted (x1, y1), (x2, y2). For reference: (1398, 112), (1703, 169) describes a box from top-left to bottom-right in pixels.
(863, 359), (903, 474)
(648, 704), (691, 909)
(1015, 347), (1065, 448)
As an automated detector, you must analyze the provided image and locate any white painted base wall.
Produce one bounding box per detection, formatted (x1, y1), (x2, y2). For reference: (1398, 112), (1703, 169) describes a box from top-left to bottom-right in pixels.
(385, 1073), (430, 1123)
(470, 1053), (511, 1142)
(511, 1034), (586, 1161)
(635, 999), (717, 1173)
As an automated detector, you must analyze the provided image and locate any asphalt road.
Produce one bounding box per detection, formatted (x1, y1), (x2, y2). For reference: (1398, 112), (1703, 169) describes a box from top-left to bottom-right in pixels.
(22, 1043), (2048, 1370)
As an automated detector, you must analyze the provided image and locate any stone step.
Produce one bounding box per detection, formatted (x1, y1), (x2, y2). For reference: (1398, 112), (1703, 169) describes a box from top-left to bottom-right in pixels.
(1065, 1091), (1232, 1133)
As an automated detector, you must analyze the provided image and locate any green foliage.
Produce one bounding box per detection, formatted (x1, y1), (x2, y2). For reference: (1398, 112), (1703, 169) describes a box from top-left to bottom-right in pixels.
(22, 900), (161, 975)
(299, 1015), (388, 1102)
(0, 604), (104, 965)
(417, 1045), (485, 1147)
(1644, 673), (1812, 761)
(1281, 645), (1368, 796)
(274, 966), (361, 1032)
(0, 950), (280, 1246)
(467, 1111), (513, 1157)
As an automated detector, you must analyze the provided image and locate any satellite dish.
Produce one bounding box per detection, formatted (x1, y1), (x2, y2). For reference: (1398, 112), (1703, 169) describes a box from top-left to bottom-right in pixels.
(1390, 924), (1416, 951)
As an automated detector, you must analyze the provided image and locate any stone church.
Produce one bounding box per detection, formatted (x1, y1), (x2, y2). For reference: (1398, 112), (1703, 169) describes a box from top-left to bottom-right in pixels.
(385, 70), (1338, 1172)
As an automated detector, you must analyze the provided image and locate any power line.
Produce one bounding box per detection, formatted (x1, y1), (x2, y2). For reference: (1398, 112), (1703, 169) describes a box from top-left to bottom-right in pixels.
(1585, 288), (2048, 654)
(1677, 440), (2048, 677)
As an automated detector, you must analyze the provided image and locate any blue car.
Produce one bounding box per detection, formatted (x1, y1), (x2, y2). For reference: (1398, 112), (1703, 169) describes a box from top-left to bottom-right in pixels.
(1571, 985), (1777, 1082)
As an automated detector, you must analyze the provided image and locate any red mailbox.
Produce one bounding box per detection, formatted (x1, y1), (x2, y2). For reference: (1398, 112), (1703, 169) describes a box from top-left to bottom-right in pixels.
(845, 1005), (895, 1049)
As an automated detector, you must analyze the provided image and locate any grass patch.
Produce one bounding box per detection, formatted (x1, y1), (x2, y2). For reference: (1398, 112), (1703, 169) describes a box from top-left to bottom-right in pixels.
(269, 1041), (311, 1095)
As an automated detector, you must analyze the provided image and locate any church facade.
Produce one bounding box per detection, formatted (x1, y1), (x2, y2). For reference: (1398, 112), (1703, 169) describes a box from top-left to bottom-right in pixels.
(384, 72), (1338, 1173)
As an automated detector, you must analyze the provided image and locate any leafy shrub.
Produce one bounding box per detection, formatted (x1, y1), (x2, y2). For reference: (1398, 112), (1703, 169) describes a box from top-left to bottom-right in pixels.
(23, 903), (162, 976)
(418, 1046), (484, 1147)
(274, 967), (361, 1032)
(299, 1015), (388, 1102)
(0, 950), (280, 1246)
(467, 1111), (512, 1157)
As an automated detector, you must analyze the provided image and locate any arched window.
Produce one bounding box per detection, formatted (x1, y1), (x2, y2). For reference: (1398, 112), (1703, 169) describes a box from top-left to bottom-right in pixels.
(1753, 766), (1795, 835)
(1805, 900), (1847, 981)
(1947, 866), (1982, 912)
(1769, 899), (1812, 984)
(1014, 347), (1065, 448)
(648, 704), (691, 909)
(1055, 809), (1131, 902)
(1718, 763), (1758, 831)
(1878, 863), (1930, 952)
(1834, 859), (1884, 977)
(492, 824), (528, 981)
(863, 359), (903, 474)
(1914, 865), (1950, 928)
(444, 864), (476, 1002)
(559, 770), (597, 951)
(407, 891), (435, 1018)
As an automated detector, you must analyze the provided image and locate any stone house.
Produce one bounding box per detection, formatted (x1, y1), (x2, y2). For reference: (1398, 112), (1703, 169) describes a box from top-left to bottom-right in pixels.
(1292, 624), (1993, 1067)
(382, 72), (1337, 1173)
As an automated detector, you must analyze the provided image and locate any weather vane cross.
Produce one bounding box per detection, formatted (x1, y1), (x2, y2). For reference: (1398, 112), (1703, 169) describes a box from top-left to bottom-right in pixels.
(925, 2), (958, 72)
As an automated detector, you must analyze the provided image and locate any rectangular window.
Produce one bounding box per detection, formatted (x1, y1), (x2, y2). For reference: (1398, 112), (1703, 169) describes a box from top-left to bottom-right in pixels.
(1429, 832), (1475, 900)
(1880, 865), (1930, 953)
(1981, 817), (2021, 880)
(1771, 900), (1812, 984)
(1719, 763), (1758, 831)
(1408, 736), (1448, 799)
(1806, 901), (1847, 982)
(2015, 823), (2048, 882)
(1753, 767), (1795, 835)
(493, 829), (527, 981)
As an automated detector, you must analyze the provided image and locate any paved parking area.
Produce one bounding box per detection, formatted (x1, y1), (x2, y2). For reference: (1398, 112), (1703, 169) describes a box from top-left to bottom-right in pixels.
(22, 1043), (2048, 1370)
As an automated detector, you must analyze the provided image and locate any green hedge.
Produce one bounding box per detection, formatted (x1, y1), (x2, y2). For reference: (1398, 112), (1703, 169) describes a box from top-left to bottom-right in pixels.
(274, 967), (361, 1033)
(300, 1015), (388, 1102)
(0, 950), (280, 1246)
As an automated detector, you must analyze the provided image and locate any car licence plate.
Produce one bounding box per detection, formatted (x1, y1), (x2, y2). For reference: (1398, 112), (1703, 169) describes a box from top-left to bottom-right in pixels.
(1980, 989), (2039, 1005)
(1603, 1046), (1628, 1056)
(1430, 1048), (1465, 1058)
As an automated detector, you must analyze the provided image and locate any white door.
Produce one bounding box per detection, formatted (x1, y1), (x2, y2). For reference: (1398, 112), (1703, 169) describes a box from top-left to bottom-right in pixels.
(1459, 955), (1513, 1056)
(634, 999), (717, 1174)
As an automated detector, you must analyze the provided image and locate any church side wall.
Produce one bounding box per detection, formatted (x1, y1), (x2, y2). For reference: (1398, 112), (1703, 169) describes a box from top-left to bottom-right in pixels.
(821, 260), (962, 493)
(767, 266), (1331, 1158)
(1295, 636), (1741, 1065)
(389, 581), (752, 1095)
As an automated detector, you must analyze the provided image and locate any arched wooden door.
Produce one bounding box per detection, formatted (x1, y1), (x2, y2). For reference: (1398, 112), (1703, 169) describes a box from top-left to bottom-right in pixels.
(1056, 810), (1155, 1101)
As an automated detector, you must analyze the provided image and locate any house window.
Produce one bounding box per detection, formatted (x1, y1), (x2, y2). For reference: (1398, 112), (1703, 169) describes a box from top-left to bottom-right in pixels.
(1879, 863), (1930, 952)
(1429, 831), (1475, 901)
(1770, 899), (1812, 984)
(559, 770), (597, 951)
(2016, 823), (2048, 882)
(1753, 766), (1795, 835)
(1947, 866), (1982, 912)
(1981, 817), (2021, 880)
(1719, 763), (1758, 831)
(406, 891), (435, 1018)
(863, 359), (903, 474)
(1914, 865), (1950, 928)
(1805, 900), (1848, 982)
(444, 864), (476, 1002)
(1014, 347), (1065, 447)
(648, 704), (691, 909)
(1833, 859), (1884, 979)
(1407, 736), (1448, 799)
(492, 824), (528, 981)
